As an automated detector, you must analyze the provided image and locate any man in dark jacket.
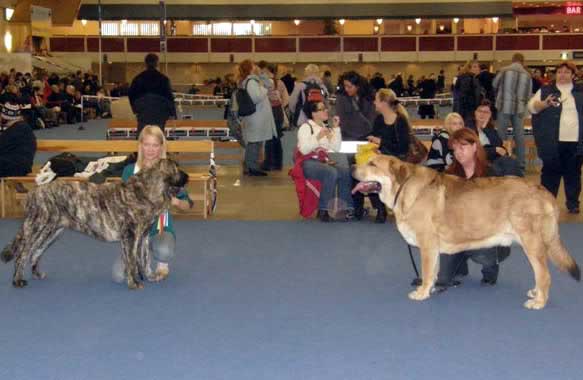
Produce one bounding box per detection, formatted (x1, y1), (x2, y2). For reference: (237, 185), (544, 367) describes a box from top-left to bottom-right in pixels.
(128, 53), (176, 135)
(0, 99), (37, 177)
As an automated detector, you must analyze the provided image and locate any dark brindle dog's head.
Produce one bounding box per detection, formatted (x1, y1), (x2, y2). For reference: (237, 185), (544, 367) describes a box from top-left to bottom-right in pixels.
(133, 159), (189, 199)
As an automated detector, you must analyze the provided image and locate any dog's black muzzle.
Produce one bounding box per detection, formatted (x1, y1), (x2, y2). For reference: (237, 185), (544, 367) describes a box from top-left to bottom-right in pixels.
(176, 170), (189, 188)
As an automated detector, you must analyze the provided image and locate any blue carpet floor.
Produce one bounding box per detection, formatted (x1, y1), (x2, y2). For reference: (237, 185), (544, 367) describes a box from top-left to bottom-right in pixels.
(0, 220), (582, 380)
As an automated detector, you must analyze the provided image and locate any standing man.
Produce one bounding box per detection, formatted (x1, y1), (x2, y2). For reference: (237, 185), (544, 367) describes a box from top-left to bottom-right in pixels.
(528, 62), (583, 214)
(128, 53), (176, 135)
(493, 53), (532, 170)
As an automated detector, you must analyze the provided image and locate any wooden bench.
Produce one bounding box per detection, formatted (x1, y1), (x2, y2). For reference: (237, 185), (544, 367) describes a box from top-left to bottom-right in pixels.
(0, 139), (216, 219)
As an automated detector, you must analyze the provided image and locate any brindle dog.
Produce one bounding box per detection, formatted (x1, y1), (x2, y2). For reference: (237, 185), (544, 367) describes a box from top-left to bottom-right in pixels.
(1, 159), (188, 289)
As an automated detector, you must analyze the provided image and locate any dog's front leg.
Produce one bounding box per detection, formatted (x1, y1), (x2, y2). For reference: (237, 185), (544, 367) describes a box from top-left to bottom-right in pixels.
(121, 230), (144, 290)
(408, 245), (439, 301)
(137, 228), (154, 281)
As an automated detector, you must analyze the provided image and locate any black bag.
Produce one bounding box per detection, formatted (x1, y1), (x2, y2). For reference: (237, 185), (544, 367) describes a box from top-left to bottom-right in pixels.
(292, 81), (325, 127)
(49, 153), (88, 177)
(236, 79), (257, 117)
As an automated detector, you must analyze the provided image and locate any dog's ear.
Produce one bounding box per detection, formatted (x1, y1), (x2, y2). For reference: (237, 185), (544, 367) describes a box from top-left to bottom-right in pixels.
(395, 163), (411, 185)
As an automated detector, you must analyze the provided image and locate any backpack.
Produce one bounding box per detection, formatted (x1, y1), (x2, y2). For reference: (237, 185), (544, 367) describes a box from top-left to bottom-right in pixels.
(235, 79), (257, 117)
(292, 81), (326, 127)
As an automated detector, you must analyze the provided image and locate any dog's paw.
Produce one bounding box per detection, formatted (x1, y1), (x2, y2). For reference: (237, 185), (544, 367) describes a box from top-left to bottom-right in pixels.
(524, 298), (546, 310)
(33, 271), (47, 280)
(12, 279), (28, 288)
(527, 288), (538, 299)
(127, 281), (144, 290)
(408, 288), (430, 301)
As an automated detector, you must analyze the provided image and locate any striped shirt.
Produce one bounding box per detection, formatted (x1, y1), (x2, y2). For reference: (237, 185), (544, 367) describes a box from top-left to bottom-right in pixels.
(493, 62), (533, 115)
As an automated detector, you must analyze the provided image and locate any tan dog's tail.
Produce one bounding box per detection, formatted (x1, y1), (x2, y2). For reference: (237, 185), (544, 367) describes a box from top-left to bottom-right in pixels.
(543, 214), (581, 281)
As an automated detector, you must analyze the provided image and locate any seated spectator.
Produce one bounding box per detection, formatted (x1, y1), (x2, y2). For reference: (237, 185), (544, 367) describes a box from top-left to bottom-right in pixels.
(292, 100), (353, 222)
(435, 128), (511, 288)
(96, 88), (111, 118)
(110, 82), (122, 98)
(0, 99), (37, 177)
(425, 112), (464, 172)
(46, 84), (65, 115)
(366, 88), (411, 223)
(64, 85), (81, 124)
(466, 100), (507, 162)
(33, 85), (58, 125)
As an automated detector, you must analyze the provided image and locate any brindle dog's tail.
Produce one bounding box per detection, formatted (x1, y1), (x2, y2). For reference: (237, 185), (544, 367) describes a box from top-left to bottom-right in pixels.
(1, 243), (15, 263)
(1, 229), (23, 263)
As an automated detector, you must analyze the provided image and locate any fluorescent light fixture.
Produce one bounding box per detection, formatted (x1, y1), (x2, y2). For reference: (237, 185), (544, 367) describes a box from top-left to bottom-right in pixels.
(5, 7), (14, 21)
(4, 31), (12, 52)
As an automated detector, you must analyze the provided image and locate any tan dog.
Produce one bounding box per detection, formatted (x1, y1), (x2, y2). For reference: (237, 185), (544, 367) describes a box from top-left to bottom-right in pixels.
(352, 155), (580, 309)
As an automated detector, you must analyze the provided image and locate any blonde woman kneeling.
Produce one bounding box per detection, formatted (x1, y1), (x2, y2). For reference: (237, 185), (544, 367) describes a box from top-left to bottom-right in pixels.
(112, 125), (192, 283)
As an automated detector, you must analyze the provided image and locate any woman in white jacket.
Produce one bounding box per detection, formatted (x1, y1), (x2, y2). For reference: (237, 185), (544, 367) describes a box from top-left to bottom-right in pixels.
(297, 100), (353, 222)
(238, 60), (277, 176)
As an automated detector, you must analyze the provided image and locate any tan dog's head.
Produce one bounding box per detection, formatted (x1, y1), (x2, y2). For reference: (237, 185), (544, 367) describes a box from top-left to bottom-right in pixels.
(352, 155), (411, 207)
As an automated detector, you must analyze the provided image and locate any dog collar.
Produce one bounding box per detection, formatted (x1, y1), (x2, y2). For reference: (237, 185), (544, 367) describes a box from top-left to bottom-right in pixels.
(393, 172), (438, 209)
(392, 176), (411, 209)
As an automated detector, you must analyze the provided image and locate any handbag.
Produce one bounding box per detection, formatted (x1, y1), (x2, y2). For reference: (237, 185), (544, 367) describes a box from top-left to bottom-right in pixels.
(236, 79), (257, 117)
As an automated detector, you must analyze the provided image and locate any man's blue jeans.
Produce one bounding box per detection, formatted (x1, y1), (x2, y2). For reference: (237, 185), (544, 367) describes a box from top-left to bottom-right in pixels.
(497, 113), (526, 169)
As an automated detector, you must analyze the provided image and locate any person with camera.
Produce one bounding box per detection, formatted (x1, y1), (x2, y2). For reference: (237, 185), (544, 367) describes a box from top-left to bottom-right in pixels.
(528, 61), (583, 214)
(293, 101), (353, 222)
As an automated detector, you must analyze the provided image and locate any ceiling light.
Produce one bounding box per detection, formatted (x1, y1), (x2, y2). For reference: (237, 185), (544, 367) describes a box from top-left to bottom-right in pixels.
(4, 31), (12, 52)
(439, 25), (445, 31)
(376, 18), (383, 25)
(373, 25), (380, 33)
(5, 7), (14, 21)
(492, 17), (499, 23)
(81, 19), (87, 26)
(453, 17), (460, 24)
(250, 20), (256, 25)
(294, 19), (300, 26)
(415, 18), (422, 25)
(407, 25), (413, 32)
(339, 19), (345, 25)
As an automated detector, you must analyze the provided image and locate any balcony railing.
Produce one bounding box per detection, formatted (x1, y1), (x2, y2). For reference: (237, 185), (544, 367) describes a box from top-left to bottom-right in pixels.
(47, 33), (583, 61)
